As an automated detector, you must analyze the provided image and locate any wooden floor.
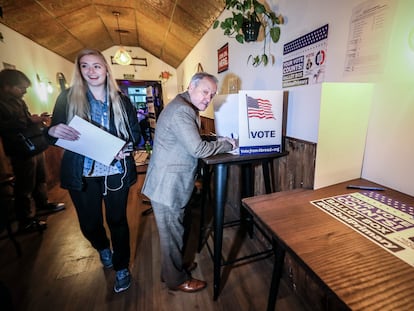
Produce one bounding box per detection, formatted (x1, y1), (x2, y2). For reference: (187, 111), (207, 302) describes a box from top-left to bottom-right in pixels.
(0, 173), (308, 311)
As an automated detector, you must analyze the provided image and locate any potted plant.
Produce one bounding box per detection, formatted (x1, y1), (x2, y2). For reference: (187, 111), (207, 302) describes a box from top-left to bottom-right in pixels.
(213, 0), (284, 67)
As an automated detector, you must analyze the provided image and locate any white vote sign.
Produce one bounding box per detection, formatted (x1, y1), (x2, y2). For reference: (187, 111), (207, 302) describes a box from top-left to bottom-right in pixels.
(213, 90), (284, 155)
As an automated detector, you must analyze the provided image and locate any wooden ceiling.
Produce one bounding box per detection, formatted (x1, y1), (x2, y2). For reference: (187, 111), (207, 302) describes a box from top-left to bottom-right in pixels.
(0, 0), (225, 68)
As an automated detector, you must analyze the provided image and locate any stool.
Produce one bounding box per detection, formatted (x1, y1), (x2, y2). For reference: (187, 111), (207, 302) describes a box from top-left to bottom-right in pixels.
(0, 175), (22, 257)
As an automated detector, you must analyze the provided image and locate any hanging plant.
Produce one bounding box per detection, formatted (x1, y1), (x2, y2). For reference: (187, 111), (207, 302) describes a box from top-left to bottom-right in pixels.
(213, 0), (284, 67)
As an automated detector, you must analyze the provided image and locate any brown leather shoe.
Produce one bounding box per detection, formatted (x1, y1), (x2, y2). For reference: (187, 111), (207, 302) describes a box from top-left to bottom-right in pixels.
(173, 278), (207, 293)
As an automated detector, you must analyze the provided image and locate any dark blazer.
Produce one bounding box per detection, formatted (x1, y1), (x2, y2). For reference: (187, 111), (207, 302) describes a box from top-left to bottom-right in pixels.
(48, 88), (141, 191)
(142, 92), (233, 208)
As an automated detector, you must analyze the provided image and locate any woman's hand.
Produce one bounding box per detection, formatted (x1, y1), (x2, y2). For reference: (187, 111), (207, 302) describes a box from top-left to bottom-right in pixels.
(114, 143), (134, 160)
(48, 123), (80, 141)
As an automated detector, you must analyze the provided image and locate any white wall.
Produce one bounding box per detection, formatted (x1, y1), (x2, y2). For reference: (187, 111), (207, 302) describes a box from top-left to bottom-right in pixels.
(178, 0), (414, 196)
(0, 24), (73, 115)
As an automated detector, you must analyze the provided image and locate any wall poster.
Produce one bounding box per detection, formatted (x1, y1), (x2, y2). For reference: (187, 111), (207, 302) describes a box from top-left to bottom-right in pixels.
(343, 0), (395, 76)
(282, 24), (329, 88)
(217, 43), (229, 73)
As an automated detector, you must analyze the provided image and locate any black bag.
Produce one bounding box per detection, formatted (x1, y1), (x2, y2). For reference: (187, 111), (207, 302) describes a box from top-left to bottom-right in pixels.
(11, 123), (49, 157)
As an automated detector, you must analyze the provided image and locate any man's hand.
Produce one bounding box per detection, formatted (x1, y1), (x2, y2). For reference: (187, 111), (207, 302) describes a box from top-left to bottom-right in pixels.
(218, 136), (238, 150)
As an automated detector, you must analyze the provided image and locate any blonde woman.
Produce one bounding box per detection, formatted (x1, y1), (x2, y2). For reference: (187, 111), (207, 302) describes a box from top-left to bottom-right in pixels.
(48, 49), (141, 293)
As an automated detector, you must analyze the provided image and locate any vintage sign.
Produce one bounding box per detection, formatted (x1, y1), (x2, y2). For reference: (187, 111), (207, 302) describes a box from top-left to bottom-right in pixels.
(217, 43), (229, 73)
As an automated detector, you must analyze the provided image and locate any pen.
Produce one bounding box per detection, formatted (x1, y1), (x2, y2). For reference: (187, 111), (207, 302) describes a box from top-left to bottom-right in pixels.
(347, 185), (385, 191)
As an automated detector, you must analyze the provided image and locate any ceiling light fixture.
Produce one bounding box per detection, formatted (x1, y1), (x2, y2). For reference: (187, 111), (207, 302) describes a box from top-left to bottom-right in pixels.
(113, 11), (132, 66)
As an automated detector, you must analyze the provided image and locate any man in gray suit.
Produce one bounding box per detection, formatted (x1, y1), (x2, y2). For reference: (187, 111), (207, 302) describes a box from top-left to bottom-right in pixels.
(142, 72), (236, 292)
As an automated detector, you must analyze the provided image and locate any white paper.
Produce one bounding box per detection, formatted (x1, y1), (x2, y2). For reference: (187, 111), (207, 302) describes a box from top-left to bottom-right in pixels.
(55, 115), (126, 166)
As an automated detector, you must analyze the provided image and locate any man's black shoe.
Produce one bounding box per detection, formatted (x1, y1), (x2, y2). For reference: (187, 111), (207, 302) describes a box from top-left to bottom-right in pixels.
(36, 202), (65, 216)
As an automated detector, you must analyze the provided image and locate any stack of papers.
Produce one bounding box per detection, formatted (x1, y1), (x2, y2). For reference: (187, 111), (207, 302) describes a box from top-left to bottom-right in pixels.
(55, 116), (126, 166)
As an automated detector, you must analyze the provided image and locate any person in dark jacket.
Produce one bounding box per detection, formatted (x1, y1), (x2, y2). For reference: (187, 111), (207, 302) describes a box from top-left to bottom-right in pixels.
(0, 69), (65, 233)
(47, 49), (141, 293)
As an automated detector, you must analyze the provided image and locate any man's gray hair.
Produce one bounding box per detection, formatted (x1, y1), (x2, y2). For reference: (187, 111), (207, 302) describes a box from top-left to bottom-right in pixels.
(190, 72), (218, 87)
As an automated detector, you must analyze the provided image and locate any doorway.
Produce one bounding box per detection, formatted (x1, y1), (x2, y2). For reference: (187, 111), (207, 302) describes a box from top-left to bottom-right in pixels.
(117, 79), (164, 147)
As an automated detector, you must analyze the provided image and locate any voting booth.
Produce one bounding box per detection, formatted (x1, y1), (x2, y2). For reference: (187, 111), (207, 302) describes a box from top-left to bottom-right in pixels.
(213, 90), (286, 155)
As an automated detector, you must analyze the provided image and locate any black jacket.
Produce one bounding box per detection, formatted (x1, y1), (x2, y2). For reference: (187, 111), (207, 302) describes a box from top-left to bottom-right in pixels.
(0, 91), (38, 157)
(48, 89), (141, 191)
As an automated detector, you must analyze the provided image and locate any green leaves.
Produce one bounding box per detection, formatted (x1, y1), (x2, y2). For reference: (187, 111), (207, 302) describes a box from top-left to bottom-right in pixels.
(269, 26), (281, 43)
(214, 12), (245, 42)
(214, 0), (284, 67)
(235, 34), (245, 43)
(247, 53), (273, 67)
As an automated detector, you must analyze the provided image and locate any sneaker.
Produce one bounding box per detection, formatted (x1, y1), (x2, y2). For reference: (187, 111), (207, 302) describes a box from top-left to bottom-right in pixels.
(114, 268), (131, 293)
(36, 202), (65, 216)
(99, 248), (113, 269)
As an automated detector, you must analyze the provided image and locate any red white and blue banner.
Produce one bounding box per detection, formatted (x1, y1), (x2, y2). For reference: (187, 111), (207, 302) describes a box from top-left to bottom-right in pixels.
(282, 24), (329, 88)
(238, 90), (284, 155)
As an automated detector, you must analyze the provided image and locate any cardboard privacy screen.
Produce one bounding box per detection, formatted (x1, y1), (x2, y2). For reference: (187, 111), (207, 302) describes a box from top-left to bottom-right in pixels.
(213, 90), (284, 155)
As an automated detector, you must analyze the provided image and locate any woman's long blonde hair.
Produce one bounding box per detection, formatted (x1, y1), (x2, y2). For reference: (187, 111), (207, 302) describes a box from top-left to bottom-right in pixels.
(67, 48), (130, 140)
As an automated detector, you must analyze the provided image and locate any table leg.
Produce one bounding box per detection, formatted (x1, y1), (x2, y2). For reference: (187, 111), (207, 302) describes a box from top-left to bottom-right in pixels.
(198, 164), (211, 253)
(262, 159), (272, 194)
(241, 164), (254, 237)
(267, 237), (286, 311)
(213, 163), (227, 300)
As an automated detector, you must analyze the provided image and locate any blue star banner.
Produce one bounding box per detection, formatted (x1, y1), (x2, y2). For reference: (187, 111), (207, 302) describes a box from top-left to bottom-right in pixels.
(283, 24), (329, 88)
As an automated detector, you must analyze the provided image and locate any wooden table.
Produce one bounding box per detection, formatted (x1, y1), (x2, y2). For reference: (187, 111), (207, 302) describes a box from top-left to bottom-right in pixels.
(200, 151), (288, 300)
(242, 179), (414, 311)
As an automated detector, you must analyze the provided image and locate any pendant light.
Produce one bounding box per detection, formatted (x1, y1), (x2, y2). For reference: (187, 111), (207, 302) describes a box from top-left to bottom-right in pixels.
(113, 11), (132, 66)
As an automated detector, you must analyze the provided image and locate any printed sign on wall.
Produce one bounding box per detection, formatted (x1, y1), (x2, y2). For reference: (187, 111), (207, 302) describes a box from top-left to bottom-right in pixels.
(238, 90), (284, 155)
(217, 43), (229, 73)
(282, 24), (329, 88)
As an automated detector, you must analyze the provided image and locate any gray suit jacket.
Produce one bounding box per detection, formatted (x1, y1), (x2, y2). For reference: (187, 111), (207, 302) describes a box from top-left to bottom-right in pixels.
(142, 92), (233, 208)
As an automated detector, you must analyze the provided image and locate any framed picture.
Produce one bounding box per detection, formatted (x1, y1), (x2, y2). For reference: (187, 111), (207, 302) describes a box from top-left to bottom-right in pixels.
(217, 43), (229, 73)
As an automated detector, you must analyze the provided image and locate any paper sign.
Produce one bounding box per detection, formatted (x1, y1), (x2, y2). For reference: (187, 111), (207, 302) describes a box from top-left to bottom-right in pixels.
(238, 90), (283, 155)
(213, 91), (284, 155)
(55, 115), (126, 166)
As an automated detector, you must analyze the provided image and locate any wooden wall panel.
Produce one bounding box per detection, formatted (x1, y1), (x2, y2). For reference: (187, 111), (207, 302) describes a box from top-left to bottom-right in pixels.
(44, 146), (63, 188)
(200, 115), (317, 210)
(0, 138), (13, 178)
(200, 116), (215, 136)
(276, 136), (316, 191)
